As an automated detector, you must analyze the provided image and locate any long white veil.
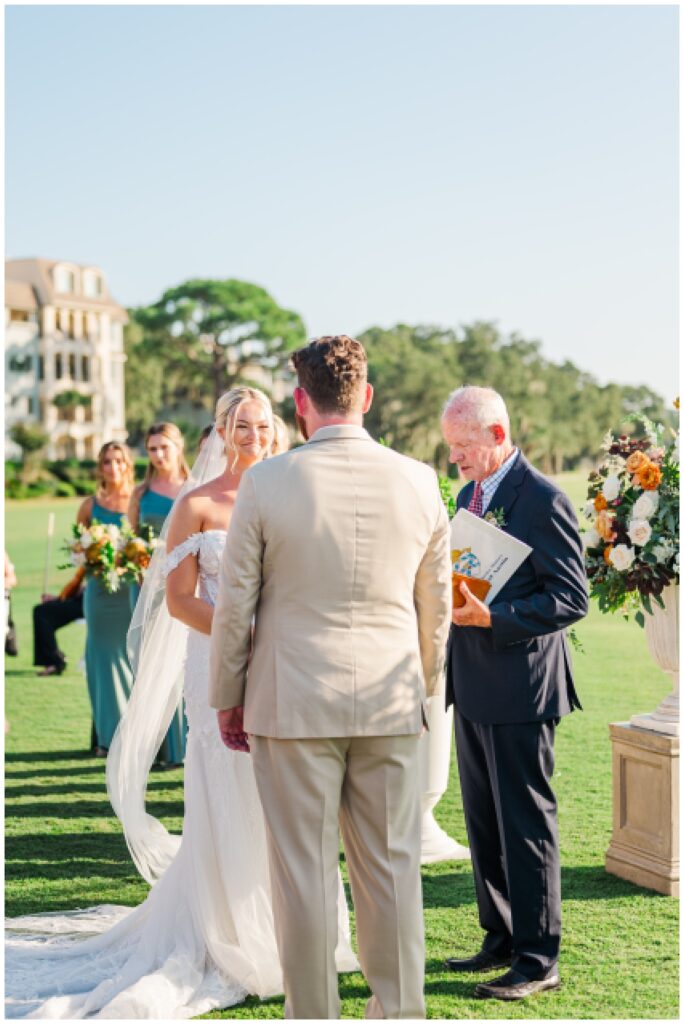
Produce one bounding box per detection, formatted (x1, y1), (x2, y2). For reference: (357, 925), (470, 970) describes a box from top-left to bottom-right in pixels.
(106, 427), (227, 884)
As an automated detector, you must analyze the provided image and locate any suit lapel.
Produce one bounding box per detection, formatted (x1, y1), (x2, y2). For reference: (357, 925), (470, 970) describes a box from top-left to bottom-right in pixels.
(456, 481), (474, 511)
(486, 450), (528, 529)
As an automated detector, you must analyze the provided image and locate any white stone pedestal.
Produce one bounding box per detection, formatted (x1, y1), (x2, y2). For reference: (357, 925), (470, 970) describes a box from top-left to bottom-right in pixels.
(631, 585), (679, 736)
(419, 696), (470, 864)
(606, 722), (679, 896)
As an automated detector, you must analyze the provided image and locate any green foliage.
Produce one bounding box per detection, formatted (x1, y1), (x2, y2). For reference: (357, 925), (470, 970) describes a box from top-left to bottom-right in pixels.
(10, 422), (49, 455)
(360, 322), (675, 471)
(582, 421), (679, 618)
(437, 473), (456, 519)
(6, 460), (98, 500)
(4, 495), (679, 1020)
(126, 278), (306, 433)
(52, 390), (92, 410)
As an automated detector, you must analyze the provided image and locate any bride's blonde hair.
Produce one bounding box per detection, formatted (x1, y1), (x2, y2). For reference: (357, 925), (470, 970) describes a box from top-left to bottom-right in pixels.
(215, 386), (275, 468)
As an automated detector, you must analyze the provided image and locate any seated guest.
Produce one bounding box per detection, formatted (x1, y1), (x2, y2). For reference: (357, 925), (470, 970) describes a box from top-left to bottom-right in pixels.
(33, 569), (85, 676)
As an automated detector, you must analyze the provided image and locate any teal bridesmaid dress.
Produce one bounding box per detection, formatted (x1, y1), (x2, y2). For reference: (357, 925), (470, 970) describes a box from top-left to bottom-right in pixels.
(83, 501), (134, 750)
(130, 487), (188, 766)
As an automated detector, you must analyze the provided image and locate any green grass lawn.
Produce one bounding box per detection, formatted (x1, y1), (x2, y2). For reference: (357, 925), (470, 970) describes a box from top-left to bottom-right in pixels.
(4, 490), (679, 1019)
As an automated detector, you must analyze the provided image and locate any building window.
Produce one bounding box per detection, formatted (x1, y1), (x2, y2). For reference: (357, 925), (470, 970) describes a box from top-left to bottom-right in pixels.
(81, 355), (90, 381)
(9, 309), (32, 322)
(68, 353), (77, 380)
(55, 353), (64, 379)
(8, 353), (32, 373)
(54, 266), (76, 294)
(83, 272), (103, 298)
(28, 395), (37, 417)
(38, 354), (45, 381)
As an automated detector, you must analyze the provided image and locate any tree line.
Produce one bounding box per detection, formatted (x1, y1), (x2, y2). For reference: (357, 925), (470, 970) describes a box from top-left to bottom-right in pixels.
(124, 278), (675, 474)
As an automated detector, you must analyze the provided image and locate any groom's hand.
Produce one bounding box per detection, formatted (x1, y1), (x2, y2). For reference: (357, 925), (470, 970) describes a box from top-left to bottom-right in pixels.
(452, 582), (492, 628)
(217, 706), (250, 753)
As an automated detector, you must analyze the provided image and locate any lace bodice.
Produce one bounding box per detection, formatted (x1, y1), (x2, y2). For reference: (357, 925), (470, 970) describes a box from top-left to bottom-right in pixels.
(164, 529), (226, 606)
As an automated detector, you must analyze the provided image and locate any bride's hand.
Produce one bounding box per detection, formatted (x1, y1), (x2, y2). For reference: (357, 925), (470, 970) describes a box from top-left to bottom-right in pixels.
(217, 706), (250, 753)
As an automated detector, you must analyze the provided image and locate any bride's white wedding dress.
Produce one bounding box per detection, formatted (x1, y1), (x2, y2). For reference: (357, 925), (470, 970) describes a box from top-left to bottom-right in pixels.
(6, 529), (357, 1019)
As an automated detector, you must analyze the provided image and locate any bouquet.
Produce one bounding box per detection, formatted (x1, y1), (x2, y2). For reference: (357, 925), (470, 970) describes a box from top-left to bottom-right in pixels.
(582, 408), (679, 626)
(62, 519), (158, 592)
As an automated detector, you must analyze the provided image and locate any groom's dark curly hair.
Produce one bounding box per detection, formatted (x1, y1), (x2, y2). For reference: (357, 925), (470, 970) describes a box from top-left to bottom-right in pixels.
(291, 335), (368, 413)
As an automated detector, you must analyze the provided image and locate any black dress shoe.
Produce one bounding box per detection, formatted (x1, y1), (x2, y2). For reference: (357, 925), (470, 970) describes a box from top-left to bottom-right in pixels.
(444, 950), (512, 973)
(475, 968), (561, 1000)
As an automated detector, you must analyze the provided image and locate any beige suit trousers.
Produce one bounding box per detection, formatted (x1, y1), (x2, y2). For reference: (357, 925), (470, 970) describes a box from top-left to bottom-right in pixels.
(250, 733), (425, 1020)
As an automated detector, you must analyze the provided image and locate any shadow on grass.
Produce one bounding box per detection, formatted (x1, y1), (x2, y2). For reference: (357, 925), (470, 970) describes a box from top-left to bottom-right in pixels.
(7, 797), (185, 818)
(422, 871), (476, 910)
(5, 765), (108, 780)
(6, 779), (184, 798)
(421, 864), (670, 914)
(6, 750), (96, 764)
(5, 831), (160, 885)
(561, 865), (673, 901)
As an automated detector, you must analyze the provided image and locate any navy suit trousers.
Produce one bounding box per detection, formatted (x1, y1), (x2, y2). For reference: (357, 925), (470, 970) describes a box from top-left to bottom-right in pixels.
(454, 710), (561, 979)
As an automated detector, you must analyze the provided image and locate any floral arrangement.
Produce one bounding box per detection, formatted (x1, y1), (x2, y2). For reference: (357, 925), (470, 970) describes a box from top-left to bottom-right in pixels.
(62, 519), (158, 592)
(484, 507), (506, 529)
(582, 408), (679, 625)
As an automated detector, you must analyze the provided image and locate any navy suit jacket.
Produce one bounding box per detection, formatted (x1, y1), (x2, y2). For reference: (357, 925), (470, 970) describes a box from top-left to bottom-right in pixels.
(445, 451), (589, 725)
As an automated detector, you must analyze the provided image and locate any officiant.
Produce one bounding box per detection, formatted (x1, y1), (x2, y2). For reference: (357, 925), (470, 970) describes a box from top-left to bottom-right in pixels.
(440, 386), (588, 1002)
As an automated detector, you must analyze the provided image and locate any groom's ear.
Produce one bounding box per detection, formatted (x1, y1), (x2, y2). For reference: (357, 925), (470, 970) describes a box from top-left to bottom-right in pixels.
(293, 386), (308, 416)
(361, 382), (373, 414)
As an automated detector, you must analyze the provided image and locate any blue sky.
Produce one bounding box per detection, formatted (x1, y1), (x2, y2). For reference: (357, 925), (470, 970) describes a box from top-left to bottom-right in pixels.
(5, 4), (679, 400)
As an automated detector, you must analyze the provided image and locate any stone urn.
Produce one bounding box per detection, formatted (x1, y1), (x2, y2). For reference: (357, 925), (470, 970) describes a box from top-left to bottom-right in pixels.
(631, 584), (679, 736)
(419, 690), (470, 864)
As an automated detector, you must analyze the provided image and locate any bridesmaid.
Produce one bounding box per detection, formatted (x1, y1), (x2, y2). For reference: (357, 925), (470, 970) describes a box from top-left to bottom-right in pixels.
(76, 442), (135, 757)
(128, 422), (190, 768)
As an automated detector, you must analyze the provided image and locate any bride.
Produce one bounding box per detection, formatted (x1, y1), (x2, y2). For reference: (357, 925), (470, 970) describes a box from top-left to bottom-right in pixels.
(5, 387), (358, 1019)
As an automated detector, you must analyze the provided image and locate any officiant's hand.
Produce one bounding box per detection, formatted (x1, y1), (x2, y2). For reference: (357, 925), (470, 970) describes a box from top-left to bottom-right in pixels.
(217, 706), (250, 753)
(452, 582), (492, 628)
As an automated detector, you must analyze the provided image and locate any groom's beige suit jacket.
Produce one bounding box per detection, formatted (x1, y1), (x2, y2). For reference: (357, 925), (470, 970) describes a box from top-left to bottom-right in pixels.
(209, 424), (452, 737)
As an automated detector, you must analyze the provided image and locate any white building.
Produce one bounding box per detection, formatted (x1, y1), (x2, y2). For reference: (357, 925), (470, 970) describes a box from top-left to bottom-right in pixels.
(5, 258), (128, 459)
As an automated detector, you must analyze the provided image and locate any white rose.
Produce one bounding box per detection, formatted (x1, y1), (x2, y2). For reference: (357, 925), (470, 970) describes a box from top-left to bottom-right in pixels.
(71, 551), (86, 567)
(583, 502), (597, 521)
(602, 474), (621, 502)
(582, 527), (601, 549)
(79, 531), (92, 548)
(609, 544), (636, 572)
(628, 519), (652, 547)
(653, 541), (675, 563)
(107, 570), (120, 592)
(633, 491), (659, 519)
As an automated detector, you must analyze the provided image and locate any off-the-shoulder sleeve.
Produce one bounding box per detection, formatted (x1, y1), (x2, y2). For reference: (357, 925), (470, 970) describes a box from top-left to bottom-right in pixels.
(163, 533), (202, 578)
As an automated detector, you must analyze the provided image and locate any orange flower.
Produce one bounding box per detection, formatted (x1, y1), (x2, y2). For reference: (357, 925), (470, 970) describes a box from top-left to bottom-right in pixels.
(638, 463), (662, 490)
(85, 541), (105, 565)
(596, 510), (617, 542)
(603, 545), (614, 564)
(625, 450), (650, 473)
(594, 493), (608, 512)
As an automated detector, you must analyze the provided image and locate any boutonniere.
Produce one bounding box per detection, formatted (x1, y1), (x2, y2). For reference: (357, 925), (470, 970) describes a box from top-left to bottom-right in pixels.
(484, 507), (507, 529)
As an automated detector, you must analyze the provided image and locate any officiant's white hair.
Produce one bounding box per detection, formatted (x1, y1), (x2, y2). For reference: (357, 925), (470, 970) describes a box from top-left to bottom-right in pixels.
(443, 386), (510, 437)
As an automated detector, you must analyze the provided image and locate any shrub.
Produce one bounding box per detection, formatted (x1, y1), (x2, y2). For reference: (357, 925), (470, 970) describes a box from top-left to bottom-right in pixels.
(55, 482), (77, 497)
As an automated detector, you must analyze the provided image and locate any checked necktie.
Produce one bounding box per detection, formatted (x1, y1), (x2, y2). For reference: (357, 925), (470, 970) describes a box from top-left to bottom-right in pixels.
(467, 481), (484, 517)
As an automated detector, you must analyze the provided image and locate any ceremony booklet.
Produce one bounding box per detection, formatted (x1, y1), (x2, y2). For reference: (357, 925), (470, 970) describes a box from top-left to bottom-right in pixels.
(450, 508), (532, 605)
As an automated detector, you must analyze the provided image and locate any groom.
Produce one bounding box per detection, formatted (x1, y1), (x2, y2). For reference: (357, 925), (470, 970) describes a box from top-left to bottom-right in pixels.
(210, 335), (452, 1019)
